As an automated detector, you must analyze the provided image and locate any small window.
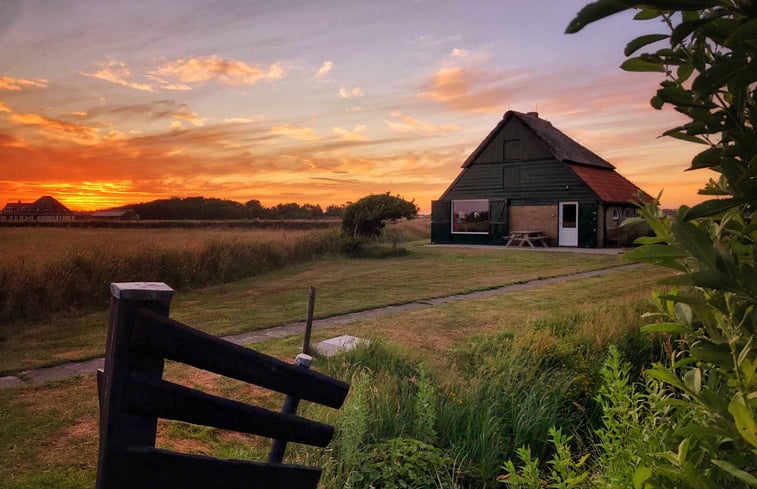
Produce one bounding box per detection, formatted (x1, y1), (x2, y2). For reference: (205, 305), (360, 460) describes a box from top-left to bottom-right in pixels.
(503, 138), (522, 161)
(623, 208), (634, 218)
(452, 199), (489, 234)
(611, 209), (620, 221)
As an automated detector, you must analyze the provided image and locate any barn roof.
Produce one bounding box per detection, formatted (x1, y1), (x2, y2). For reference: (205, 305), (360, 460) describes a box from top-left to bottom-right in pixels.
(568, 164), (651, 204)
(462, 110), (615, 170)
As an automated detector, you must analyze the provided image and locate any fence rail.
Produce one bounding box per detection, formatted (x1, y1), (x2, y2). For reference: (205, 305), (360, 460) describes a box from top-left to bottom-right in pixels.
(96, 282), (348, 489)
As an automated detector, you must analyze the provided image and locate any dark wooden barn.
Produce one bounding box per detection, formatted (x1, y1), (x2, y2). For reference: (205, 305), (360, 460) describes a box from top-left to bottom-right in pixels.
(431, 111), (650, 247)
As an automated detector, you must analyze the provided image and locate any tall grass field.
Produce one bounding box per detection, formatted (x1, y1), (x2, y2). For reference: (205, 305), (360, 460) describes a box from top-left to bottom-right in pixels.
(0, 220), (428, 324)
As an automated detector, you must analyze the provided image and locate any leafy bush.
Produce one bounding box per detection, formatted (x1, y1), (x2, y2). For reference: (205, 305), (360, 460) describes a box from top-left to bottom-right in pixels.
(569, 1), (757, 486)
(352, 438), (456, 489)
(341, 193), (418, 238)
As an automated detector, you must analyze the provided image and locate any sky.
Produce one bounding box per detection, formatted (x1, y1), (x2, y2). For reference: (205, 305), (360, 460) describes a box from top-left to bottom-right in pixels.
(0, 0), (710, 213)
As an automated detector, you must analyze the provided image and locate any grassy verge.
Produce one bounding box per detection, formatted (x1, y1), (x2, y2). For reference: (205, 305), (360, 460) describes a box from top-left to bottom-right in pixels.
(0, 264), (672, 489)
(1, 241), (627, 375)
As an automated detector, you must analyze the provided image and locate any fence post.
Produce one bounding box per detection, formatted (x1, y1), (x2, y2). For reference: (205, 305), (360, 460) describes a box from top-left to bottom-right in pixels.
(267, 353), (312, 463)
(96, 282), (174, 489)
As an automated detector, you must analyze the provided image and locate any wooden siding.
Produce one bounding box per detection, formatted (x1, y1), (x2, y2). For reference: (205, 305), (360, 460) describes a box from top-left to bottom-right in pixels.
(442, 158), (598, 205)
(476, 118), (552, 163)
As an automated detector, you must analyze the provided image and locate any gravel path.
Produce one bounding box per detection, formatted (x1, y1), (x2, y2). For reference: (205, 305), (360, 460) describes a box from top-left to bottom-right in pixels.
(0, 262), (643, 389)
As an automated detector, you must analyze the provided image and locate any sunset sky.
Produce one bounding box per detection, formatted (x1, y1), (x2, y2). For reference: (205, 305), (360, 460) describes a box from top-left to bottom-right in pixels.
(0, 0), (709, 213)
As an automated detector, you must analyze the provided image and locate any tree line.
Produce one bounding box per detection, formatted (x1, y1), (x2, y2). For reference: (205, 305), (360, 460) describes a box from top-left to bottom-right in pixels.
(124, 197), (346, 220)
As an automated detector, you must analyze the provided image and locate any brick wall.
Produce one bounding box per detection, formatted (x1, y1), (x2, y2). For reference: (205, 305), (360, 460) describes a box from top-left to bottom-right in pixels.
(510, 205), (558, 240)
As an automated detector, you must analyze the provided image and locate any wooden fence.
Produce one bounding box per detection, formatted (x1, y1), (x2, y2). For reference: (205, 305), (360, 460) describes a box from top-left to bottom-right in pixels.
(95, 282), (349, 489)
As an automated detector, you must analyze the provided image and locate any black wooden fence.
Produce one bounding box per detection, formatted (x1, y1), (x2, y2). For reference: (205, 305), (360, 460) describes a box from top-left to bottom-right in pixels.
(95, 282), (349, 489)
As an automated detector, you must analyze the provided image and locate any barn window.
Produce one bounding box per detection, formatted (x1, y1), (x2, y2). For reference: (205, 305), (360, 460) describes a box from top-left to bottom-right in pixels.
(503, 138), (522, 161)
(451, 199), (489, 234)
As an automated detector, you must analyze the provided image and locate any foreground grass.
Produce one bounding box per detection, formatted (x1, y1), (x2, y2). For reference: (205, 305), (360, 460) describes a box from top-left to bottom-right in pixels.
(1, 243), (625, 374)
(0, 264), (672, 489)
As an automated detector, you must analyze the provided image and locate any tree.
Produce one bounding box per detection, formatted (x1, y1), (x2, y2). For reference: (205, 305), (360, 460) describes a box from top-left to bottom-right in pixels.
(568, 2), (756, 486)
(341, 193), (418, 238)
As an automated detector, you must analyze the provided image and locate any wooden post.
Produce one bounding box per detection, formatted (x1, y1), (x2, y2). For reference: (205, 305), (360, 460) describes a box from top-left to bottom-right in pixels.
(302, 287), (316, 355)
(267, 353), (312, 463)
(96, 282), (174, 489)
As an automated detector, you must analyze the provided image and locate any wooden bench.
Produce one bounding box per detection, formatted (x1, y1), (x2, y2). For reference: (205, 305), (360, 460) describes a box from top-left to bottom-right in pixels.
(96, 282), (349, 489)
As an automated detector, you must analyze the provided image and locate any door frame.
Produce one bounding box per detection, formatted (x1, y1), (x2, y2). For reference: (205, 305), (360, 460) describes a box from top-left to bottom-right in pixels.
(558, 201), (579, 247)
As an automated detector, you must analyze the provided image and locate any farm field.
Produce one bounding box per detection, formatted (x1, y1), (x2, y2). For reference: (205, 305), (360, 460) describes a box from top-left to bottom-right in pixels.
(1, 229), (629, 375)
(0, 251), (673, 489)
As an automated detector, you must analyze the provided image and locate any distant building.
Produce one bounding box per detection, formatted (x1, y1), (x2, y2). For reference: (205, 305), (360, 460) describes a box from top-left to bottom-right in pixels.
(0, 196), (76, 222)
(91, 209), (140, 220)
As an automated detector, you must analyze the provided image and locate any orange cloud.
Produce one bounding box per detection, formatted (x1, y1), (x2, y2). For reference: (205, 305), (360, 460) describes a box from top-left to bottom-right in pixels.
(384, 112), (459, 135)
(271, 124), (320, 141)
(0, 76), (48, 91)
(315, 61), (333, 79)
(85, 100), (205, 127)
(82, 61), (155, 92)
(157, 55), (284, 85)
(333, 124), (367, 141)
(420, 66), (521, 113)
(0, 102), (11, 112)
(9, 113), (102, 145)
(339, 87), (364, 98)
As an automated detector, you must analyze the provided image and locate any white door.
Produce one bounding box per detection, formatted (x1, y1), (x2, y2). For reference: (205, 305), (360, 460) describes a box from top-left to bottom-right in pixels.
(558, 202), (578, 247)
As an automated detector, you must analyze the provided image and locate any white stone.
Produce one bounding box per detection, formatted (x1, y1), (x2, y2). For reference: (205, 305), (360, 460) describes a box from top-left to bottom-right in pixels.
(314, 335), (368, 357)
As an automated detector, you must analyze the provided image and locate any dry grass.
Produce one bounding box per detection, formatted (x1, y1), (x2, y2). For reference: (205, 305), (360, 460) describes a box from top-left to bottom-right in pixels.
(0, 263), (672, 489)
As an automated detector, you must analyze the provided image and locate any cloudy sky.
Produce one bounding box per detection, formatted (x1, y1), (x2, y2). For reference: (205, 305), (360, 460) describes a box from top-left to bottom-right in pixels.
(0, 0), (707, 212)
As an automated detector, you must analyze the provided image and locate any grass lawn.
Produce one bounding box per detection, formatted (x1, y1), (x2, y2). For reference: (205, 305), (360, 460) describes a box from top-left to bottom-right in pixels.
(0, 255), (673, 489)
(1, 242), (627, 374)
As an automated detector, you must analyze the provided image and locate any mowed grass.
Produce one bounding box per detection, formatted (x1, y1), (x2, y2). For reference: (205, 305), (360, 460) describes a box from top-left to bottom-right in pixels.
(0, 240), (626, 375)
(0, 264), (673, 489)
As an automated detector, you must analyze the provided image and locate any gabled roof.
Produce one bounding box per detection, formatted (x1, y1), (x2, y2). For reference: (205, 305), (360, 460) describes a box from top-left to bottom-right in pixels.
(2, 196), (73, 215)
(462, 110), (615, 169)
(568, 164), (651, 204)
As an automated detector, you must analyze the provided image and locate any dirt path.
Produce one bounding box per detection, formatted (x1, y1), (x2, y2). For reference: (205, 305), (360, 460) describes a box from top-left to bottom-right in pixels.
(0, 262), (643, 389)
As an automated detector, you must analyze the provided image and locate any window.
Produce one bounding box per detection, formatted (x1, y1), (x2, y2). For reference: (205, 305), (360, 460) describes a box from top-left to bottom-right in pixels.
(452, 200), (489, 234)
(561, 203), (577, 228)
(503, 138), (522, 161)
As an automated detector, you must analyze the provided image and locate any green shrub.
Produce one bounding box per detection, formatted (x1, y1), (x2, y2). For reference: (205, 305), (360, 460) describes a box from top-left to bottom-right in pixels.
(352, 438), (456, 489)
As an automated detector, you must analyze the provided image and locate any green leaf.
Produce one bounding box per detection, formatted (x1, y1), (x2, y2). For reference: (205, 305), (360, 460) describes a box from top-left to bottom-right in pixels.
(646, 365), (686, 389)
(727, 18), (757, 45)
(650, 95), (665, 109)
(683, 367), (702, 394)
(711, 459), (757, 486)
(672, 219), (715, 269)
(684, 198), (742, 219)
(634, 9), (661, 20)
(677, 63), (695, 83)
(693, 60), (746, 98)
(621, 56), (666, 72)
(641, 322), (694, 333)
(689, 147), (723, 169)
(565, 0), (629, 34)
(691, 342), (733, 367)
(675, 302), (693, 326)
(663, 129), (709, 144)
(657, 85), (697, 106)
(624, 244), (688, 271)
(729, 393), (757, 448)
(624, 33), (670, 56)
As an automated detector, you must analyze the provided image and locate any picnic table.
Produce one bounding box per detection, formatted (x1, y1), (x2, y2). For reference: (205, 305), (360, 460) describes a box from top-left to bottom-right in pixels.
(504, 230), (550, 248)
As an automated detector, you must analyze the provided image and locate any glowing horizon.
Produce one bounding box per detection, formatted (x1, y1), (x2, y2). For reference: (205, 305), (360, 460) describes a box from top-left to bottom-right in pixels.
(0, 1), (712, 214)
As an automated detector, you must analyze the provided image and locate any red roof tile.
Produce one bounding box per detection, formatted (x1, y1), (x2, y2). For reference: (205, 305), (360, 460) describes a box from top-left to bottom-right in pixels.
(569, 164), (650, 204)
